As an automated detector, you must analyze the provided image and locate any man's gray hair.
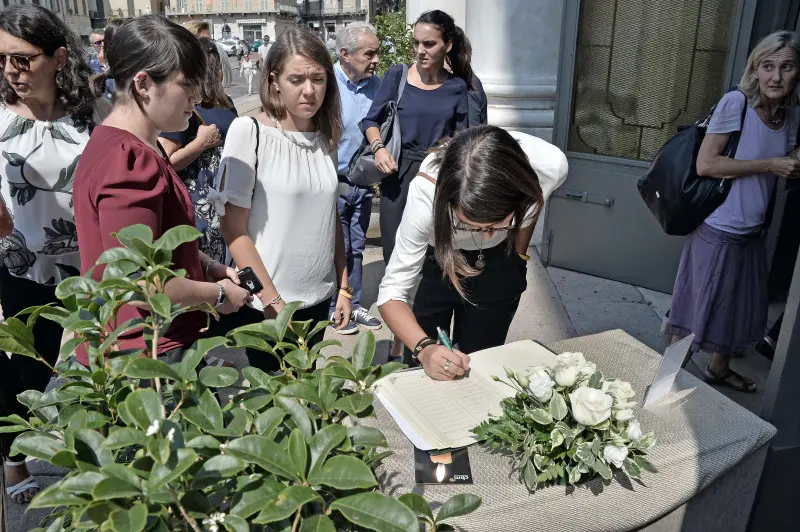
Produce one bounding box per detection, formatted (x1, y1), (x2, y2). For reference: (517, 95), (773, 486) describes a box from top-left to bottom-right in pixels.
(336, 22), (377, 54)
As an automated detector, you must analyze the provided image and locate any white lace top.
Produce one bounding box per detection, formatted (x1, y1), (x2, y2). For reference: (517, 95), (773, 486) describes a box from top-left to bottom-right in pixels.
(0, 102), (109, 285)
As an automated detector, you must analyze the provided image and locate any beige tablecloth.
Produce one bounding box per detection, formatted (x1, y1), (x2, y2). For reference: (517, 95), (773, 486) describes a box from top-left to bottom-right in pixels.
(368, 330), (776, 532)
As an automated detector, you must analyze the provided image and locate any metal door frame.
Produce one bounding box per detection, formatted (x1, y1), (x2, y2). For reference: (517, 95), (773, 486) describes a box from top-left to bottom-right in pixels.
(543, 0), (759, 267)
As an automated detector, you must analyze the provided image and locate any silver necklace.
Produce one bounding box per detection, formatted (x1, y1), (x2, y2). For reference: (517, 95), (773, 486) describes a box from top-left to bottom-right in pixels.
(268, 114), (320, 149)
(470, 232), (486, 271)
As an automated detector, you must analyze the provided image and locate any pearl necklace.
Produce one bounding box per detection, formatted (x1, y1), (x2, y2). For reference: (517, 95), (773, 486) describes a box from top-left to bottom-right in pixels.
(268, 114), (320, 149)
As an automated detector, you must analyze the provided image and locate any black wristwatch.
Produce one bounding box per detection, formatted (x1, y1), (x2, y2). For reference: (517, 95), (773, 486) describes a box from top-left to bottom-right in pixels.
(213, 283), (226, 309)
(411, 336), (436, 366)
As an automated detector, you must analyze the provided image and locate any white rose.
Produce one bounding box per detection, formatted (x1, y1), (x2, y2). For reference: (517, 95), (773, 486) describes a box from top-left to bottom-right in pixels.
(580, 360), (597, 377)
(569, 387), (613, 426)
(603, 445), (629, 468)
(528, 368), (555, 402)
(626, 419), (643, 441)
(603, 380), (636, 401)
(614, 408), (635, 422)
(552, 352), (587, 387)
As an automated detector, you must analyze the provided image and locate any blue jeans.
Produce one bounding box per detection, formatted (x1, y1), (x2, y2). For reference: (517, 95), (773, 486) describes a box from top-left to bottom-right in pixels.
(331, 183), (373, 312)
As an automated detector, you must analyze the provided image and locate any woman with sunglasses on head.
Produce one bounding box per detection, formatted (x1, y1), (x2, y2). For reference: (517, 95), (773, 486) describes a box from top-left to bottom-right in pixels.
(377, 126), (567, 381)
(73, 16), (251, 366)
(0, 4), (111, 504)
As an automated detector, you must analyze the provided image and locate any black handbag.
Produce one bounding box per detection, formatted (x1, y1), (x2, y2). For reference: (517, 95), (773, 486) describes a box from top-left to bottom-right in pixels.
(638, 90), (748, 236)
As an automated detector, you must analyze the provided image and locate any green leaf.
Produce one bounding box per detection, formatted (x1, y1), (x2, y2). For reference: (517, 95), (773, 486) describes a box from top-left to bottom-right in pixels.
(528, 408), (553, 425)
(186, 435), (222, 450)
(308, 424), (347, 472)
(199, 365), (239, 387)
(108, 503), (148, 532)
(594, 459), (613, 480)
(177, 337), (229, 379)
(74, 428), (114, 469)
(147, 437), (171, 465)
(118, 388), (162, 430)
(10, 432), (66, 461)
(59, 472), (105, 495)
(253, 485), (322, 525)
(126, 358), (180, 380)
(308, 454), (378, 490)
(226, 434), (297, 480)
(254, 407), (286, 437)
(222, 514), (250, 532)
(242, 366), (272, 387)
(352, 331), (376, 371)
(276, 396), (314, 441)
(153, 225), (201, 251)
(54, 276), (99, 299)
(398, 493), (433, 521)
(101, 464), (142, 491)
(230, 478), (284, 518)
(278, 381), (320, 404)
(322, 363), (359, 382)
(549, 392), (568, 421)
(192, 455), (246, 489)
(435, 493), (482, 523)
(284, 349), (312, 370)
(275, 301), (302, 340)
(588, 371), (604, 389)
(347, 426), (388, 447)
(330, 492), (418, 532)
(92, 477), (142, 500)
(287, 428), (308, 480)
(181, 388), (223, 431)
(633, 455), (658, 473)
(102, 427), (144, 450)
(115, 224), (153, 247)
(29, 484), (89, 509)
(147, 293), (172, 319)
(332, 392), (372, 416)
(96, 246), (146, 266)
(299, 514), (336, 532)
(148, 448), (199, 490)
(623, 457), (641, 478)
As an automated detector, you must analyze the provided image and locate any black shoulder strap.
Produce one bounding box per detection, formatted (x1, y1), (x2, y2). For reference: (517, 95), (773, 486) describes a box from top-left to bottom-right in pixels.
(249, 117), (259, 175)
(723, 90), (749, 158)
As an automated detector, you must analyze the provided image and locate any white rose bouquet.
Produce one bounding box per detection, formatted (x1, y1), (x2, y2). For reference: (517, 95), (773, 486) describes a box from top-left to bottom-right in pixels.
(473, 352), (656, 492)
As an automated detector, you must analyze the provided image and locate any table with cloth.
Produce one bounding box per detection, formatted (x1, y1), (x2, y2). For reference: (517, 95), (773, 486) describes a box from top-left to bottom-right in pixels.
(366, 330), (776, 532)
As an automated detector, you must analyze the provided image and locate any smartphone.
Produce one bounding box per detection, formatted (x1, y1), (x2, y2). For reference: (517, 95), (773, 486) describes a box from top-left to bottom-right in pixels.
(237, 267), (263, 295)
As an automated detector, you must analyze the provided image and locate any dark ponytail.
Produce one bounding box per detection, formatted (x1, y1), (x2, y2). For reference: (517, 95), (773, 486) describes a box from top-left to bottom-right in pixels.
(415, 10), (474, 90)
(89, 71), (110, 99)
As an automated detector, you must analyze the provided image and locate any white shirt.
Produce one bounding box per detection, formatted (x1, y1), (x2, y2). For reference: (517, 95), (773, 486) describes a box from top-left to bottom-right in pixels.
(259, 42), (272, 64)
(240, 59), (256, 76)
(376, 132), (568, 306)
(0, 102), (110, 285)
(213, 117), (339, 309)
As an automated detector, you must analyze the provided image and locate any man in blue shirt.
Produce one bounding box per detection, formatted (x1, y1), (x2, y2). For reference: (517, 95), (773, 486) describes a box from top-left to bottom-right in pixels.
(330, 22), (382, 334)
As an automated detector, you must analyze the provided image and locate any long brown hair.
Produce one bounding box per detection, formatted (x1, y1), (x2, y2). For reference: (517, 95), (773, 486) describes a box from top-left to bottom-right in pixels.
(197, 37), (232, 108)
(432, 126), (544, 297)
(415, 10), (474, 90)
(259, 28), (343, 144)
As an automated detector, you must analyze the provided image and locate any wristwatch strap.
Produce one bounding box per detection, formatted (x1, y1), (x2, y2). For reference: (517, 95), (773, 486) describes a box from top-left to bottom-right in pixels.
(213, 283), (226, 309)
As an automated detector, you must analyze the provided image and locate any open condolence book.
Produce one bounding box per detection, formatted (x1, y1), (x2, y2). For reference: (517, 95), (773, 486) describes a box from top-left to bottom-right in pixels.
(374, 340), (558, 450)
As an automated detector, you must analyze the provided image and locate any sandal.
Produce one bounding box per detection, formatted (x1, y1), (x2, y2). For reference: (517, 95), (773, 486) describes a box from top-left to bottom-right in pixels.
(703, 366), (757, 393)
(204, 355), (235, 368)
(4, 460), (40, 504)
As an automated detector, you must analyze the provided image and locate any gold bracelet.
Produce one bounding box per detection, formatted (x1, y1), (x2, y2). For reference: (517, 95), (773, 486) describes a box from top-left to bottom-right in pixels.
(338, 289), (353, 299)
(518, 252), (531, 261)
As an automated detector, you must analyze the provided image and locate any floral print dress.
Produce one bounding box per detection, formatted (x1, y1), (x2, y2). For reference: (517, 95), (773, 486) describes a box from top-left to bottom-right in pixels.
(0, 105), (104, 285)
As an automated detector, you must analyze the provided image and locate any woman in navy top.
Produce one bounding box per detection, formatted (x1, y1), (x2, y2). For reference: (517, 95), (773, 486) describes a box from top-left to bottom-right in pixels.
(363, 9), (472, 358)
(160, 37), (238, 265)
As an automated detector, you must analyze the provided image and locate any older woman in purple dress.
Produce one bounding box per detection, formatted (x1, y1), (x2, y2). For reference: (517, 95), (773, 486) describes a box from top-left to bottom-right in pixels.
(670, 31), (800, 393)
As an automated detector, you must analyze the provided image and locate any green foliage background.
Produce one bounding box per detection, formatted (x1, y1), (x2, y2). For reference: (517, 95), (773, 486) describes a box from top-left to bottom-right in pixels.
(375, 10), (414, 76)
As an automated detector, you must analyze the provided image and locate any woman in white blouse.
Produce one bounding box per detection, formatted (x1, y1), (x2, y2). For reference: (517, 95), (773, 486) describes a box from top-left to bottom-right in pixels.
(216, 28), (352, 373)
(377, 126), (568, 380)
(0, 4), (110, 503)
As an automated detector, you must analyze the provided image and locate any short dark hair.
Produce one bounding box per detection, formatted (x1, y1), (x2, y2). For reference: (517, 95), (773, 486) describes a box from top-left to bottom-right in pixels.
(0, 5), (95, 120)
(260, 28), (342, 144)
(432, 126), (544, 297)
(92, 15), (206, 109)
(197, 37), (232, 109)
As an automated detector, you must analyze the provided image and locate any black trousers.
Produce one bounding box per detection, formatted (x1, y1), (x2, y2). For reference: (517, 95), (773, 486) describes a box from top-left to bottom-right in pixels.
(406, 245), (528, 365)
(380, 149), (427, 264)
(0, 269), (63, 460)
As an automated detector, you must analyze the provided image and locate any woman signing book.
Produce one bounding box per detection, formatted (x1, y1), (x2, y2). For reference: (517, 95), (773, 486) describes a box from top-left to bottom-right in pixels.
(376, 125), (567, 381)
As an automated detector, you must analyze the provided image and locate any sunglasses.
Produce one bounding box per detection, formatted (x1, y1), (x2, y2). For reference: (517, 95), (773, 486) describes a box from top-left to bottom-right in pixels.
(0, 53), (43, 72)
(91, 40), (104, 50)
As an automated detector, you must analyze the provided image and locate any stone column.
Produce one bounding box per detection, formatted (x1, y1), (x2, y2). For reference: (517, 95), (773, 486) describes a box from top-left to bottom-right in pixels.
(465, 0), (563, 140)
(405, 0), (466, 28)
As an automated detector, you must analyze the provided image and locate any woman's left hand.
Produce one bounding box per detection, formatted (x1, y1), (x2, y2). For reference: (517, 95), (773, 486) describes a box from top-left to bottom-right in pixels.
(332, 294), (352, 330)
(207, 261), (240, 284)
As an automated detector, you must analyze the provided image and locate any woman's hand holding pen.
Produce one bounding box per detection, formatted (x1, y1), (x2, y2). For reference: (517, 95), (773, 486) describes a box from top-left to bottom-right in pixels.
(419, 344), (470, 381)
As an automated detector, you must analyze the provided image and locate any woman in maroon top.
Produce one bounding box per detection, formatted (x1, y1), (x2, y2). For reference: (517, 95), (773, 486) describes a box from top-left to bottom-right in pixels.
(74, 15), (251, 363)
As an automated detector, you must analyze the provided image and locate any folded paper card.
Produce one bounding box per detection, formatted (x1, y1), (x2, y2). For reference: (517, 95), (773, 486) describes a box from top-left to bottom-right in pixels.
(374, 340), (558, 450)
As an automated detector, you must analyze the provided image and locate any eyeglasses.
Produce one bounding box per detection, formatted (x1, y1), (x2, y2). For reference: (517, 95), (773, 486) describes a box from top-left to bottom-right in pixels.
(90, 39), (104, 50)
(453, 222), (515, 233)
(0, 53), (43, 73)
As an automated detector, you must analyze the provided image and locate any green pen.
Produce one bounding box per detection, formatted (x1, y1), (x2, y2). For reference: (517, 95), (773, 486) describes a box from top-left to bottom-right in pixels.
(436, 327), (453, 351)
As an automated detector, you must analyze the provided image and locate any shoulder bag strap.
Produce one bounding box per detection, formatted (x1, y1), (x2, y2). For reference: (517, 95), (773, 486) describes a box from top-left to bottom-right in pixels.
(250, 117), (260, 195)
(418, 171), (436, 185)
(727, 90), (749, 157)
(397, 64), (409, 104)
